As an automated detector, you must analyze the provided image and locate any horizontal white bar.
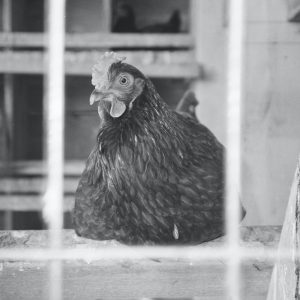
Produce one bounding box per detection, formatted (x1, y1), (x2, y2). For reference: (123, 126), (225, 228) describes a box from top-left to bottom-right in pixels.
(0, 33), (193, 48)
(0, 246), (295, 262)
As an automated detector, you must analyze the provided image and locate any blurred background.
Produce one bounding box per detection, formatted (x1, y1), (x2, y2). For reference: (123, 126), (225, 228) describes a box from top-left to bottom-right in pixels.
(0, 0), (300, 230)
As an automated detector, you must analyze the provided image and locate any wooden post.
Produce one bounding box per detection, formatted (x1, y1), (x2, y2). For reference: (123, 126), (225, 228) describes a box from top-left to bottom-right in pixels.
(2, 0), (14, 230)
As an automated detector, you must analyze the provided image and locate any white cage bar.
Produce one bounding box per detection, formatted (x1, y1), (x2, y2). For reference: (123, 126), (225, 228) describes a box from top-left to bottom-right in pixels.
(0, 246), (298, 262)
(43, 0), (66, 299)
(226, 0), (246, 299)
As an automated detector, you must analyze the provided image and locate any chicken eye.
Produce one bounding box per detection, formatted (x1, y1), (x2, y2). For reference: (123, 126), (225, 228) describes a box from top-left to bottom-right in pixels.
(119, 76), (129, 86)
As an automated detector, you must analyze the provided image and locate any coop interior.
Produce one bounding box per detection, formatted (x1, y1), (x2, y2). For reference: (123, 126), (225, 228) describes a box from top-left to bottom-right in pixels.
(1, 0), (300, 299)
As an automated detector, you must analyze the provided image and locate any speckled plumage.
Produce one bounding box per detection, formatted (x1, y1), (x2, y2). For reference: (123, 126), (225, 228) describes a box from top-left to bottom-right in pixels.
(72, 60), (245, 245)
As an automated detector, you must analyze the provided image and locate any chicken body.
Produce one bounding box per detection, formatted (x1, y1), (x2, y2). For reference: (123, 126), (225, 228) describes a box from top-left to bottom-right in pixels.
(73, 56), (245, 244)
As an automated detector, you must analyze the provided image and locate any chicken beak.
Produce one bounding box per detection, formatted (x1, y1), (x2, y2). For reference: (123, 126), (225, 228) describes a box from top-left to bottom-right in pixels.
(90, 89), (105, 105)
(89, 88), (127, 118)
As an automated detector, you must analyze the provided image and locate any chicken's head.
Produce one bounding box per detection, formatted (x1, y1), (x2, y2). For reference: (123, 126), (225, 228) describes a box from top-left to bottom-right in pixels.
(90, 52), (146, 118)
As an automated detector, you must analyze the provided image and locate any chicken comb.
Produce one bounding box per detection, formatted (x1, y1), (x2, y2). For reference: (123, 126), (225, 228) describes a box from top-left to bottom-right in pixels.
(91, 52), (126, 90)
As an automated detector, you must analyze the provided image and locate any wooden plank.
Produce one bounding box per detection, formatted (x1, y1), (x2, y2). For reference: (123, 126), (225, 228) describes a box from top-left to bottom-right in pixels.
(0, 261), (271, 300)
(0, 227), (280, 299)
(0, 195), (74, 211)
(4, 50), (197, 65)
(0, 33), (194, 48)
(0, 177), (79, 194)
(0, 160), (84, 176)
(0, 226), (281, 249)
(0, 162), (81, 212)
(0, 50), (200, 78)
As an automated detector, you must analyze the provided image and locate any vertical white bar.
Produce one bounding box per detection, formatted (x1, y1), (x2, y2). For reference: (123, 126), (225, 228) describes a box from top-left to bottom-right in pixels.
(45, 0), (65, 249)
(226, 0), (245, 299)
(44, 0), (66, 300)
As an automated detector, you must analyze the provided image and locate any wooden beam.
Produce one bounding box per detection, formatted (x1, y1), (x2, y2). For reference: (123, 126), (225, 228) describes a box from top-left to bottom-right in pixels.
(0, 177), (79, 194)
(0, 162), (79, 211)
(0, 160), (85, 176)
(0, 259), (274, 299)
(0, 226), (280, 299)
(0, 176), (79, 193)
(0, 50), (200, 78)
(0, 226), (280, 248)
(0, 195), (74, 211)
(0, 33), (194, 48)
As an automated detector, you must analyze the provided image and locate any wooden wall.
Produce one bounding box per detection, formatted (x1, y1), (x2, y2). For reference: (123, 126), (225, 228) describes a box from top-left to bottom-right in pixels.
(193, 0), (300, 225)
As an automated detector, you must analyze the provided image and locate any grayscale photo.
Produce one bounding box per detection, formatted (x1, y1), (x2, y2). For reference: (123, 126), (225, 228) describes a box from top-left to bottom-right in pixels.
(0, 0), (300, 299)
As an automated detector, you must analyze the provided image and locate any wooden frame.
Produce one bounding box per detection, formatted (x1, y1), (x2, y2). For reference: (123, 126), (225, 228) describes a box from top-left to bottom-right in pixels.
(0, 32), (193, 48)
(0, 50), (200, 78)
(0, 32), (197, 78)
(0, 161), (79, 211)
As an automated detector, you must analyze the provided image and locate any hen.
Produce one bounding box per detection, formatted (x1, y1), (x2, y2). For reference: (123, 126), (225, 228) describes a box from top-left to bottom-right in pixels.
(73, 52), (246, 245)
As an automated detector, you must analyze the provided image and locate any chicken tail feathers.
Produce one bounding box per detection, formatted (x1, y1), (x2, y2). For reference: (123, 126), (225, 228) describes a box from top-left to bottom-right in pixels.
(176, 90), (199, 121)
